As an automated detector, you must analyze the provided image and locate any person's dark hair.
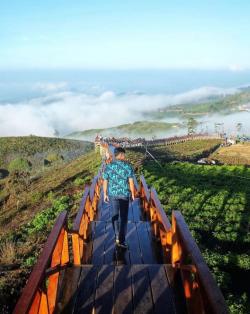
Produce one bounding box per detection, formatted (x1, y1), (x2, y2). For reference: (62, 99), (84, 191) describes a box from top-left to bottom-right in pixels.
(114, 147), (126, 157)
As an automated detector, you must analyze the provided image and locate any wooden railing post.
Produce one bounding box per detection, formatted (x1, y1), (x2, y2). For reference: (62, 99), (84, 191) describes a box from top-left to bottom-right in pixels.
(71, 175), (101, 266)
(39, 290), (49, 314)
(13, 211), (68, 314)
(172, 211), (228, 314)
(47, 227), (65, 313)
(72, 187), (90, 265)
(72, 233), (81, 265)
(171, 211), (182, 266)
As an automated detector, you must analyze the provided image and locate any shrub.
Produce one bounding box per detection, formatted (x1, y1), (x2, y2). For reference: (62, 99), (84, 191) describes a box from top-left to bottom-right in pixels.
(8, 158), (31, 172)
(23, 256), (37, 267)
(46, 153), (63, 163)
(0, 240), (16, 264)
(73, 176), (91, 186)
(25, 195), (70, 236)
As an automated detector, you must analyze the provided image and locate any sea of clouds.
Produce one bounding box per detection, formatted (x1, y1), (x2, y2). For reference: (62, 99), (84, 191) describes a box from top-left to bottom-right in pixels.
(0, 82), (239, 137)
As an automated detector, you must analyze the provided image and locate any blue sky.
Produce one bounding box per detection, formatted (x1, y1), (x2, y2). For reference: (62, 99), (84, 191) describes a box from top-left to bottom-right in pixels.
(1, 0), (250, 70)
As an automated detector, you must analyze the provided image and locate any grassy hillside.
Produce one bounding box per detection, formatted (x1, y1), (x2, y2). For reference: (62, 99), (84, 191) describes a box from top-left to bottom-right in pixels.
(0, 135), (93, 170)
(1, 138), (248, 313)
(146, 91), (250, 119)
(210, 143), (250, 165)
(147, 139), (222, 161)
(126, 140), (250, 313)
(0, 149), (101, 313)
(67, 120), (183, 141)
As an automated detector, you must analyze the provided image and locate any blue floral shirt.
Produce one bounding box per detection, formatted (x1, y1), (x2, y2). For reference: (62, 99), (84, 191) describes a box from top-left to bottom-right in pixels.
(102, 160), (134, 197)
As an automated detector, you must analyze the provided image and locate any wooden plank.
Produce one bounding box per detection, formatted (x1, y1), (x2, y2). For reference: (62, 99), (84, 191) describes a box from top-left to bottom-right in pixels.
(127, 222), (142, 264)
(95, 265), (114, 314)
(82, 222), (95, 264)
(145, 222), (164, 264)
(89, 177), (97, 202)
(131, 265), (154, 314)
(140, 175), (150, 202)
(72, 188), (90, 233)
(55, 266), (82, 314)
(131, 198), (142, 222)
(136, 222), (158, 264)
(95, 194), (103, 221)
(115, 245), (130, 265)
(99, 198), (110, 222)
(164, 264), (187, 314)
(151, 188), (171, 231)
(128, 200), (134, 222)
(104, 222), (115, 264)
(74, 266), (99, 314)
(148, 264), (175, 314)
(92, 221), (106, 265)
(113, 265), (133, 314)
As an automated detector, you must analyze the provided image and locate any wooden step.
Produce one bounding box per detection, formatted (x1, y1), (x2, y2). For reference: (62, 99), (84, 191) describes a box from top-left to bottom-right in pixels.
(82, 221), (163, 265)
(55, 264), (176, 314)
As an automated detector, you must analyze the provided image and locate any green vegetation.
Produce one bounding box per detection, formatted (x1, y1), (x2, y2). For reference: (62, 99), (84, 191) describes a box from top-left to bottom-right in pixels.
(187, 117), (198, 135)
(67, 120), (183, 141)
(45, 152), (63, 163)
(0, 149), (101, 313)
(24, 195), (69, 236)
(143, 139), (222, 162)
(0, 135), (93, 170)
(146, 91), (250, 119)
(8, 158), (31, 172)
(140, 161), (250, 313)
(1, 136), (249, 313)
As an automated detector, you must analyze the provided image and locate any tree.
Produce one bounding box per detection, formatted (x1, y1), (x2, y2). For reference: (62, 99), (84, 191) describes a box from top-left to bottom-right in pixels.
(187, 117), (198, 135)
(236, 123), (242, 135)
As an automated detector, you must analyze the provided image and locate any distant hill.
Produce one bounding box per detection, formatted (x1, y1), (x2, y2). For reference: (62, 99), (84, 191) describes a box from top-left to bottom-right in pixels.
(66, 120), (183, 141)
(145, 91), (250, 119)
(0, 136), (93, 171)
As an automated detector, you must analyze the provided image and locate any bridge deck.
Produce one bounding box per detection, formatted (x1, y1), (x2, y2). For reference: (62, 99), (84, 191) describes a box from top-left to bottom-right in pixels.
(55, 195), (178, 313)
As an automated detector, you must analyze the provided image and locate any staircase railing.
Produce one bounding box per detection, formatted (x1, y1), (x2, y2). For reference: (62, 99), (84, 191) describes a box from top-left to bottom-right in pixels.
(13, 174), (101, 314)
(14, 159), (228, 314)
(139, 175), (228, 314)
(13, 211), (69, 314)
(172, 211), (228, 314)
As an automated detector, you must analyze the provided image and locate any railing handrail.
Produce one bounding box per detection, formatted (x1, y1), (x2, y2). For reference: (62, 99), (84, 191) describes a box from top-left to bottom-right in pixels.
(72, 187), (90, 233)
(90, 176), (98, 202)
(173, 210), (228, 314)
(140, 175), (150, 202)
(150, 188), (171, 231)
(13, 210), (68, 314)
(133, 175), (139, 192)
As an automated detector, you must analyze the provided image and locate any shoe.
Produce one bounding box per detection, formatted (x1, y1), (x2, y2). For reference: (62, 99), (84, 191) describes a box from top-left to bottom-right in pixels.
(117, 242), (128, 249)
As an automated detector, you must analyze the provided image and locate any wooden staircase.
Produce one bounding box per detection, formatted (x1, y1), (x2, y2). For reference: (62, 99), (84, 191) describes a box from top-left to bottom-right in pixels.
(13, 159), (228, 314)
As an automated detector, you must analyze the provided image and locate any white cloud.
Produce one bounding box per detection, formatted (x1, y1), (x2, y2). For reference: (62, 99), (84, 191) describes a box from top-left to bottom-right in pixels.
(32, 82), (68, 92)
(228, 64), (247, 72)
(0, 86), (238, 137)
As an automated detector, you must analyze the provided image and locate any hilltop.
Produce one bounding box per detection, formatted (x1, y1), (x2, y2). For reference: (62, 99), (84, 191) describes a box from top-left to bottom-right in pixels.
(66, 120), (183, 141)
(145, 90), (250, 119)
(0, 136), (93, 174)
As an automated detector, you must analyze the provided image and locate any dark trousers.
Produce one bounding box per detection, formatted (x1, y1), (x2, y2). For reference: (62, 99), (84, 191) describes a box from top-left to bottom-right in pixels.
(109, 196), (129, 243)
